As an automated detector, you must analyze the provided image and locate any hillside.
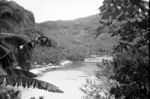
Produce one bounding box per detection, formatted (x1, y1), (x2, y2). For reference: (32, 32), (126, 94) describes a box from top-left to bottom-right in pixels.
(0, 0), (119, 64)
(37, 14), (99, 37)
(36, 14), (119, 57)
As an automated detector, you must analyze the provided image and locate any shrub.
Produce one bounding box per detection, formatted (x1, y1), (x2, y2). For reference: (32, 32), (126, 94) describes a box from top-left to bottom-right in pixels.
(81, 60), (116, 99)
(0, 88), (21, 99)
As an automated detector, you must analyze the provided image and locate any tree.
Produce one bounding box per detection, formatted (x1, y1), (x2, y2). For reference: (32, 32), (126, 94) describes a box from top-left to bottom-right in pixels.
(98, 0), (149, 99)
(0, 33), (63, 93)
(0, 0), (63, 94)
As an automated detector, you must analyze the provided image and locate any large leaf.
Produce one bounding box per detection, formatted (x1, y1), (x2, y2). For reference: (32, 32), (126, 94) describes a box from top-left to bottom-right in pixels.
(0, 33), (29, 45)
(0, 44), (11, 58)
(0, 33), (57, 48)
(0, 33), (58, 71)
(0, 44), (15, 69)
(0, 75), (64, 93)
(0, 34), (29, 70)
(4, 68), (37, 77)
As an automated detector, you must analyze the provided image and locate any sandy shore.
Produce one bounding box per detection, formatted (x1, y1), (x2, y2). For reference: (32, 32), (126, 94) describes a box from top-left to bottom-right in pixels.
(20, 69), (88, 99)
(20, 56), (113, 99)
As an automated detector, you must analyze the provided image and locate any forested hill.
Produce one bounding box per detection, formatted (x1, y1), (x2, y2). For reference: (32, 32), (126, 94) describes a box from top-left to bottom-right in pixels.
(36, 14), (119, 56)
(38, 14), (100, 37)
(0, 0), (118, 64)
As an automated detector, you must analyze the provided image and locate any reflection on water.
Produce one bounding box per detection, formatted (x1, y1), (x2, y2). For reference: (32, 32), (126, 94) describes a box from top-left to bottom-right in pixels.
(20, 56), (112, 99)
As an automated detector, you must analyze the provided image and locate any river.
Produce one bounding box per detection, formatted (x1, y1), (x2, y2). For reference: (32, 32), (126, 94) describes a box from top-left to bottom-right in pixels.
(20, 56), (113, 99)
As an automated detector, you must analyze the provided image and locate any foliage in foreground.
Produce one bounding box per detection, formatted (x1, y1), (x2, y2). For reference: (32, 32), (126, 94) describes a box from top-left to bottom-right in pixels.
(0, 88), (44, 99)
(0, 0), (63, 96)
(0, 33), (63, 93)
(81, 60), (115, 99)
(82, 0), (149, 99)
(99, 0), (149, 99)
(0, 88), (21, 99)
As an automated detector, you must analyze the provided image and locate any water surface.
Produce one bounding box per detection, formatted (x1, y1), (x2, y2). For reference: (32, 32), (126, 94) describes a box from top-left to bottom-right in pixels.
(21, 56), (112, 99)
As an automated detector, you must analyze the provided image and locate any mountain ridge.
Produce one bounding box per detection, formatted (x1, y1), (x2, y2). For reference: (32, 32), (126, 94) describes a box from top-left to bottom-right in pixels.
(35, 14), (118, 57)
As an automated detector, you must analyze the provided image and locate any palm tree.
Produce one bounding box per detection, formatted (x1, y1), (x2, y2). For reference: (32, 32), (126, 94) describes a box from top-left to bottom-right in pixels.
(0, 33), (57, 71)
(0, 0), (63, 94)
(0, 33), (63, 93)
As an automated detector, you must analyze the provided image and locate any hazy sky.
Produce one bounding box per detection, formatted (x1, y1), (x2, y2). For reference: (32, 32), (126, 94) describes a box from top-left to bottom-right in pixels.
(8, 0), (103, 22)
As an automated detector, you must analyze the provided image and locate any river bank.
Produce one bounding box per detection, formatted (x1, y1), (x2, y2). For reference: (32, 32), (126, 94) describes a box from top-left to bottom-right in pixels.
(20, 56), (113, 99)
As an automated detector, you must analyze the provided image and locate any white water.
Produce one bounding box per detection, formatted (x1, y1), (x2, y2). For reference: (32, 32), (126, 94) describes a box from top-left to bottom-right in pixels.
(20, 56), (113, 99)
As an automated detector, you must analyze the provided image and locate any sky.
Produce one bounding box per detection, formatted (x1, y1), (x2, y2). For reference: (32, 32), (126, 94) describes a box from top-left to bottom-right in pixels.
(8, 0), (103, 22)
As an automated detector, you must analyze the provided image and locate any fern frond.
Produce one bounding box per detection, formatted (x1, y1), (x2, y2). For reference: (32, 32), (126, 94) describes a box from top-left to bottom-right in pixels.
(0, 75), (64, 93)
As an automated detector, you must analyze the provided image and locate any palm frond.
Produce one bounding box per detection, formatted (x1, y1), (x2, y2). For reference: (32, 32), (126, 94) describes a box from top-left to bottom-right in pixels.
(0, 32), (29, 46)
(0, 1), (64, 94)
(0, 33), (57, 48)
(0, 32), (32, 70)
(0, 44), (11, 59)
(0, 44), (15, 69)
(0, 75), (64, 93)
(0, 32), (23, 37)
(0, 33), (57, 71)
(4, 68), (37, 77)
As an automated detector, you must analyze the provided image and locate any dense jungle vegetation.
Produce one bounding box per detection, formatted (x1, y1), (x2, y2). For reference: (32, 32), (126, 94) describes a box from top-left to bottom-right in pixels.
(35, 14), (119, 64)
(81, 0), (149, 99)
(0, 0), (63, 98)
